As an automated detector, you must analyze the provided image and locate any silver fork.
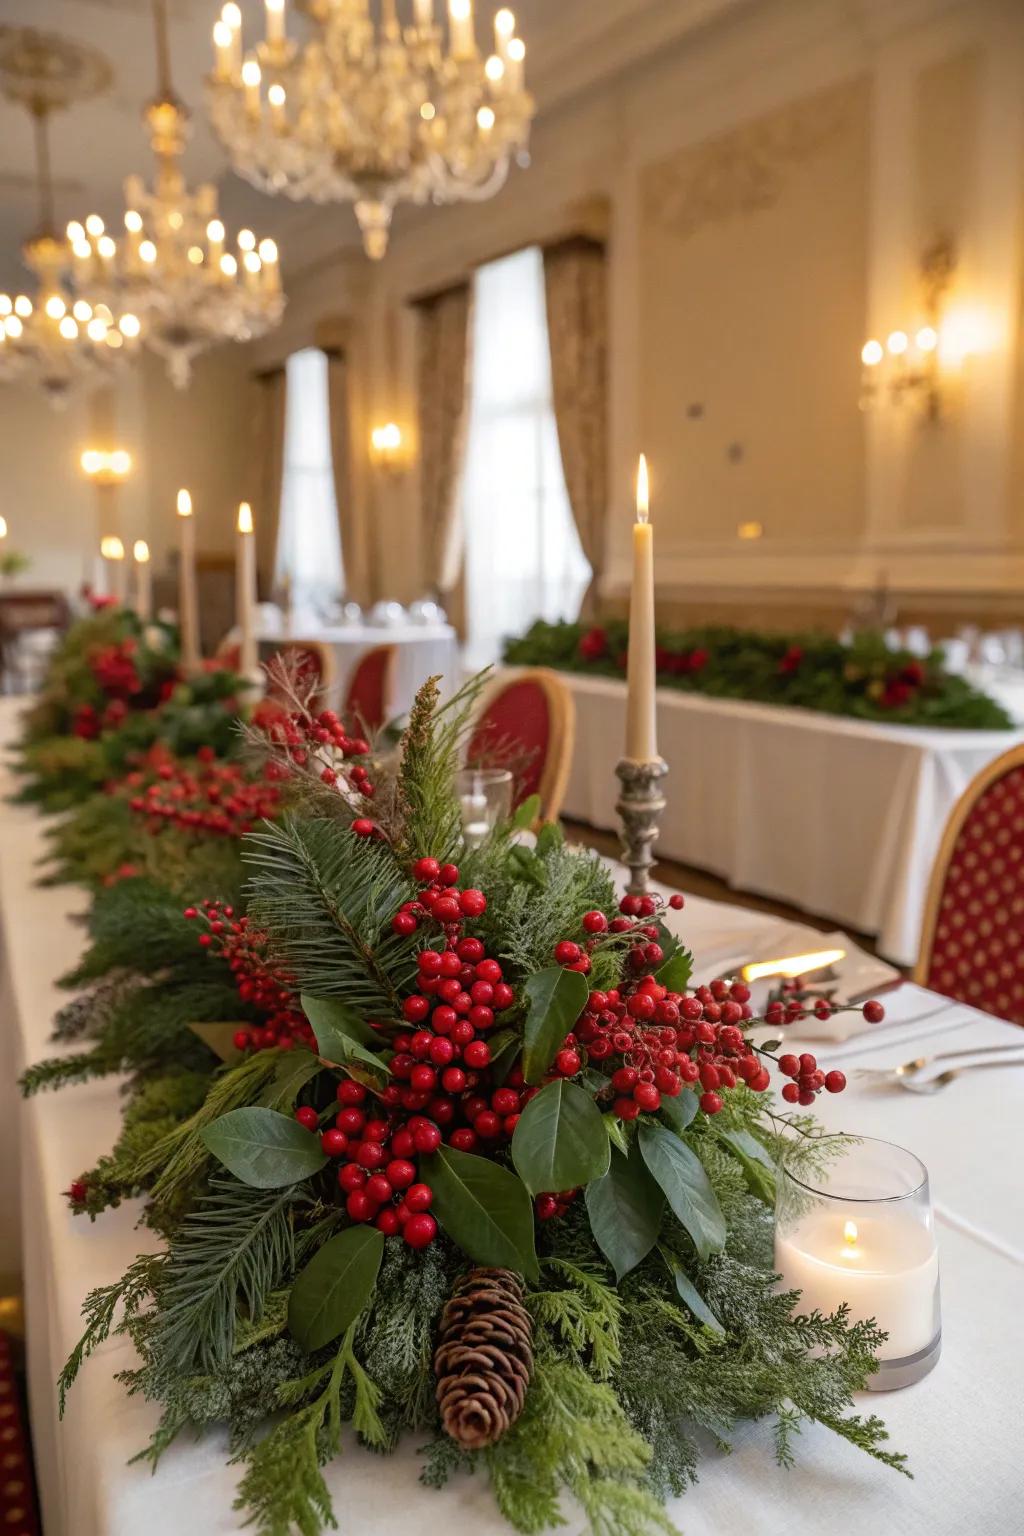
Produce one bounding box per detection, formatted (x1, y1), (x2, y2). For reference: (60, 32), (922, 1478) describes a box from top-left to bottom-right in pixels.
(898, 1057), (1024, 1094)
(854, 1042), (1024, 1083)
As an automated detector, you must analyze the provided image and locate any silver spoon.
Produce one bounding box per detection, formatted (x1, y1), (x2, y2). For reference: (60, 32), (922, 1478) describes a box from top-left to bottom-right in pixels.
(898, 1057), (1024, 1094)
(854, 1042), (1024, 1082)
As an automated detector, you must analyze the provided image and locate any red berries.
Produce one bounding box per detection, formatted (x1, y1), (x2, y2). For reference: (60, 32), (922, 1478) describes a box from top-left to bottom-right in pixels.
(458, 888), (487, 917)
(863, 1000), (885, 1024)
(413, 856), (441, 882)
(554, 1047), (581, 1077)
(582, 910), (608, 934)
(554, 940), (581, 965)
(403, 1212), (437, 1248)
(352, 818), (375, 837)
(824, 1070), (847, 1093)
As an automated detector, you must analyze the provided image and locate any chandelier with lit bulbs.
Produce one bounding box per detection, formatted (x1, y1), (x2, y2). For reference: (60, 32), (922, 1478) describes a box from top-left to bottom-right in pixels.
(66, 0), (285, 389)
(0, 29), (141, 407)
(206, 0), (534, 260)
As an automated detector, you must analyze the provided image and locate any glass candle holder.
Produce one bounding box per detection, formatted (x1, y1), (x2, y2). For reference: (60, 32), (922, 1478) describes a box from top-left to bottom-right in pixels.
(774, 1135), (941, 1390)
(457, 767), (513, 848)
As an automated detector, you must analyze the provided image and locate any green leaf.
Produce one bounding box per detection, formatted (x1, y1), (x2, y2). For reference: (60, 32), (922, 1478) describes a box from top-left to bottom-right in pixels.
(521, 967), (589, 1084)
(300, 993), (391, 1077)
(511, 793), (542, 830)
(423, 1145), (538, 1280)
(718, 1127), (776, 1203)
(603, 1112), (631, 1158)
(661, 1250), (724, 1334)
(584, 1141), (665, 1282)
(638, 1122), (726, 1261)
(487, 1027), (521, 1085)
(261, 1049), (323, 1111)
(509, 844), (548, 889)
(201, 1108), (327, 1189)
(288, 1226), (384, 1353)
(511, 1079), (610, 1196)
(656, 948), (693, 993)
(658, 1088), (699, 1133)
(535, 821), (562, 857)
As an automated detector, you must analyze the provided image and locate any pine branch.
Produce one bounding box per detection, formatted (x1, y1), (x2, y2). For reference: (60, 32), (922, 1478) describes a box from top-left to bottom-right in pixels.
(60, 1254), (160, 1415)
(393, 672), (490, 861)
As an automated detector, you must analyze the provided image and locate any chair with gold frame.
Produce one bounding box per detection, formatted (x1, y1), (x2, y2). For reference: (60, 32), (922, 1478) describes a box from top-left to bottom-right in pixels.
(260, 638), (337, 713)
(915, 743), (1024, 1026)
(465, 667), (576, 824)
(343, 644), (397, 737)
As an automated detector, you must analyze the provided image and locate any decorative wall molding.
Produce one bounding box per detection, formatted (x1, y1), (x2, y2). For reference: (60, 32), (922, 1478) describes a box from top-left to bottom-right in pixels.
(641, 76), (865, 240)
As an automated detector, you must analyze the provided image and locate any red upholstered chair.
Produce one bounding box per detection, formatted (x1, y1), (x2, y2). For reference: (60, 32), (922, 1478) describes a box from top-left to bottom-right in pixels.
(344, 645), (396, 736)
(263, 639), (335, 711)
(466, 668), (575, 823)
(915, 745), (1024, 1025)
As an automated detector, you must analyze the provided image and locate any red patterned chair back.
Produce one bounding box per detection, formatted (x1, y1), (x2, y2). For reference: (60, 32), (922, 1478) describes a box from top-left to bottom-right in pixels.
(344, 645), (396, 736)
(916, 745), (1024, 1025)
(466, 668), (575, 822)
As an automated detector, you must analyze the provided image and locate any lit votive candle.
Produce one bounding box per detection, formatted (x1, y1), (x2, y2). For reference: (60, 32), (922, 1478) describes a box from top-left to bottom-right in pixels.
(774, 1136), (940, 1390)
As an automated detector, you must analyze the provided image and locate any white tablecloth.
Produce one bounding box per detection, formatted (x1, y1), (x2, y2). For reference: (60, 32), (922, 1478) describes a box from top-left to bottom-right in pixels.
(560, 672), (1024, 966)
(257, 621), (460, 720)
(2, 699), (1022, 1535)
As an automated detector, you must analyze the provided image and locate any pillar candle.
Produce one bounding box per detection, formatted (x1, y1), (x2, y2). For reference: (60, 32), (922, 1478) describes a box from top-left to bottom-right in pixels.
(448, 0), (475, 57)
(625, 454), (658, 761)
(265, 0), (285, 46)
(133, 540), (152, 622)
(176, 488), (201, 673)
(236, 502), (258, 677)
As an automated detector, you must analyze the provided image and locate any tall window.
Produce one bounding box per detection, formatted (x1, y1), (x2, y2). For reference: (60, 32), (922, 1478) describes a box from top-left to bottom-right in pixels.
(460, 246), (591, 669)
(276, 347), (344, 610)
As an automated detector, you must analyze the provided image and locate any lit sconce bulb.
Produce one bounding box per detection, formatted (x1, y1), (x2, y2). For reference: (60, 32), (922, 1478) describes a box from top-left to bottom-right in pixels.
(124, 210), (143, 233)
(100, 536), (125, 560)
(220, 253), (238, 277)
(187, 245), (204, 265)
(119, 313), (141, 338)
(420, 101), (436, 120)
(85, 213), (105, 237)
(177, 488), (193, 518)
(237, 501), (254, 534)
(97, 235), (116, 259)
(106, 330), (124, 349)
(238, 228), (256, 251)
(4, 317), (23, 338)
(485, 54), (504, 81)
(45, 295), (66, 319)
(477, 105), (495, 130)
(861, 339), (884, 367)
(59, 316), (79, 339)
(507, 36), (525, 61)
(243, 251), (262, 274)
(222, 1), (242, 26)
(80, 450), (103, 475)
(241, 58), (261, 87)
(72, 240), (91, 260)
(450, 0), (471, 18)
(887, 330), (908, 356)
(14, 296), (32, 318)
(72, 300), (92, 322)
(0, 516), (7, 538)
(916, 325), (938, 352)
(213, 19), (232, 49)
(87, 317), (108, 341)
(0, 295), (10, 316)
(66, 220), (85, 244)
(257, 238), (278, 264)
(371, 422), (403, 453)
(110, 450), (132, 476)
(207, 219), (225, 243)
(134, 540), (150, 563)
(495, 8), (516, 38)
(268, 82), (286, 112)
(139, 240), (157, 263)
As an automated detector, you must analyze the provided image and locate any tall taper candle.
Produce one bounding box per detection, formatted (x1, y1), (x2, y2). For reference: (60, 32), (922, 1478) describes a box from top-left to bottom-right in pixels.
(236, 501), (258, 677)
(133, 539), (152, 621)
(625, 454), (657, 760)
(101, 536), (127, 604)
(176, 488), (200, 673)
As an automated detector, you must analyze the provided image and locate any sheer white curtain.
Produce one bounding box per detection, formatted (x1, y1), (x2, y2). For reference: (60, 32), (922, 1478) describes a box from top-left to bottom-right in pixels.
(275, 347), (345, 610)
(460, 246), (591, 669)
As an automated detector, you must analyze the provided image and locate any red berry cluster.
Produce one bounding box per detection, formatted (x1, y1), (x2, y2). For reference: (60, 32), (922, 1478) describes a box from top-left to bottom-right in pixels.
(776, 1053), (847, 1105)
(389, 855), (488, 933)
(72, 704), (102, 740)
(185, 900), (316, 1052)
(89, 639), (142, 699)
(763, 990), (887, 1030)
(253, 701), (373, 795)
(128, 757), (282, 837)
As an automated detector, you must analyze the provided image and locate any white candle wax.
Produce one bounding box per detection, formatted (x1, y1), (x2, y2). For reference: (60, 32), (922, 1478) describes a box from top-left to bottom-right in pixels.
(177, 491), (201, 673)
(109, 554), (126, 604)
(775, 1210), (939, 1360)
(133, 542), (152, 622)
(236, 503), (258, 677)
(413, 0), (434, 26)
(625, 454), (658, 761)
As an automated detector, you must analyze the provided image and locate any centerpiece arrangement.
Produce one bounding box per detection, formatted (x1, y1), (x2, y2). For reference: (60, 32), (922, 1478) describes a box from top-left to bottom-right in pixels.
(45, 670), (906, 1536)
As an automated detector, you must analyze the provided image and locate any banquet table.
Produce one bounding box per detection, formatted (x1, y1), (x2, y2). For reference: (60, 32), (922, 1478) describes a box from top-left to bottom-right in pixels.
(558, 670), (1024, 966)
(257, 620), (460, 720)
(1, 700), (1022, 1535)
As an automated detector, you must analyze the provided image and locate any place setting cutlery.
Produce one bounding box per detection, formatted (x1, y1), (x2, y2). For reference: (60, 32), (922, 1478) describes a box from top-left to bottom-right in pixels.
(854, 1043), (1024, 1094)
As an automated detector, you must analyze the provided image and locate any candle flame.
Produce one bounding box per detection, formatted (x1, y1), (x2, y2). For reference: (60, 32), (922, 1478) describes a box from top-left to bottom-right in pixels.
(133, 540), (150, 563)
(741, 947), (846, 983)
(100, 535), (125, 560)
(237, 501), (253, 534)
(636, 453), (649, 525)
(176, 488), (192, 518)
(844, 1220), (859, 1247)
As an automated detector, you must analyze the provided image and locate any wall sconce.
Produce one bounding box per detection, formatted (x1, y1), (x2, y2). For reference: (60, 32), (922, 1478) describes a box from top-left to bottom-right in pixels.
(859, 236), (962, 422)
(369, 421), (406, 475)
(81, 447), (132, 484)
(737, 520), (763, 541)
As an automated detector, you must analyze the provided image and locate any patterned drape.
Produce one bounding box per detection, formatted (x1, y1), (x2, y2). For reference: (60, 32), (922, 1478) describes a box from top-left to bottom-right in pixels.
(415, 282), (472, 599)
(542, 238), (608, 614)
(326, 349), (372, 606)
(253, 366), (287, 598)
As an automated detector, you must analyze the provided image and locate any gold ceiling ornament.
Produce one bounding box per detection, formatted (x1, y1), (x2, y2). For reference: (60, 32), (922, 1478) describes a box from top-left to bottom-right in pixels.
(0, 28), (141, 408)
(66, 0), (285, 389)
(206, 0), (534, 260)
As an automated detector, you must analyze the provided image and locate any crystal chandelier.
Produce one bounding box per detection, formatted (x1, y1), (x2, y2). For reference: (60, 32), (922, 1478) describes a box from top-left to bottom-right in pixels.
(66, 0), (285, 389)
(206, 0), (534, 259)
(0, 29), (141, 408)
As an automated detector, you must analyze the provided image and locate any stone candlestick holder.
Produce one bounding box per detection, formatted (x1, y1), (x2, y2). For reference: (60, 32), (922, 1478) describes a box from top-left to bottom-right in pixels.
(615, 756), (668, 894)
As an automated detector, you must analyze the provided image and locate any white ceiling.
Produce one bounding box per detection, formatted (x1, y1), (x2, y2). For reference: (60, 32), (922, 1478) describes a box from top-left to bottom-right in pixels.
(0, 0), (753, 291)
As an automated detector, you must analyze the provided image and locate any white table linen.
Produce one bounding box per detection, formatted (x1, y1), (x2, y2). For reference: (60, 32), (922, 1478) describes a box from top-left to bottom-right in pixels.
(2, 700), (1022, 1535)
(558, 671), (1024, 966)
(257, 621), (460, 721)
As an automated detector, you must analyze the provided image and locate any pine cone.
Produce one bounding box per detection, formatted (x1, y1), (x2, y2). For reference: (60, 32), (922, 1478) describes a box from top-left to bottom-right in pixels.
(434, 1267), (534, 1449)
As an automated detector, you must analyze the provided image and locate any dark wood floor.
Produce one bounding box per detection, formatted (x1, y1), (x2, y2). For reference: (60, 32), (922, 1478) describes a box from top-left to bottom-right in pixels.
(562, 818), (885, 960)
